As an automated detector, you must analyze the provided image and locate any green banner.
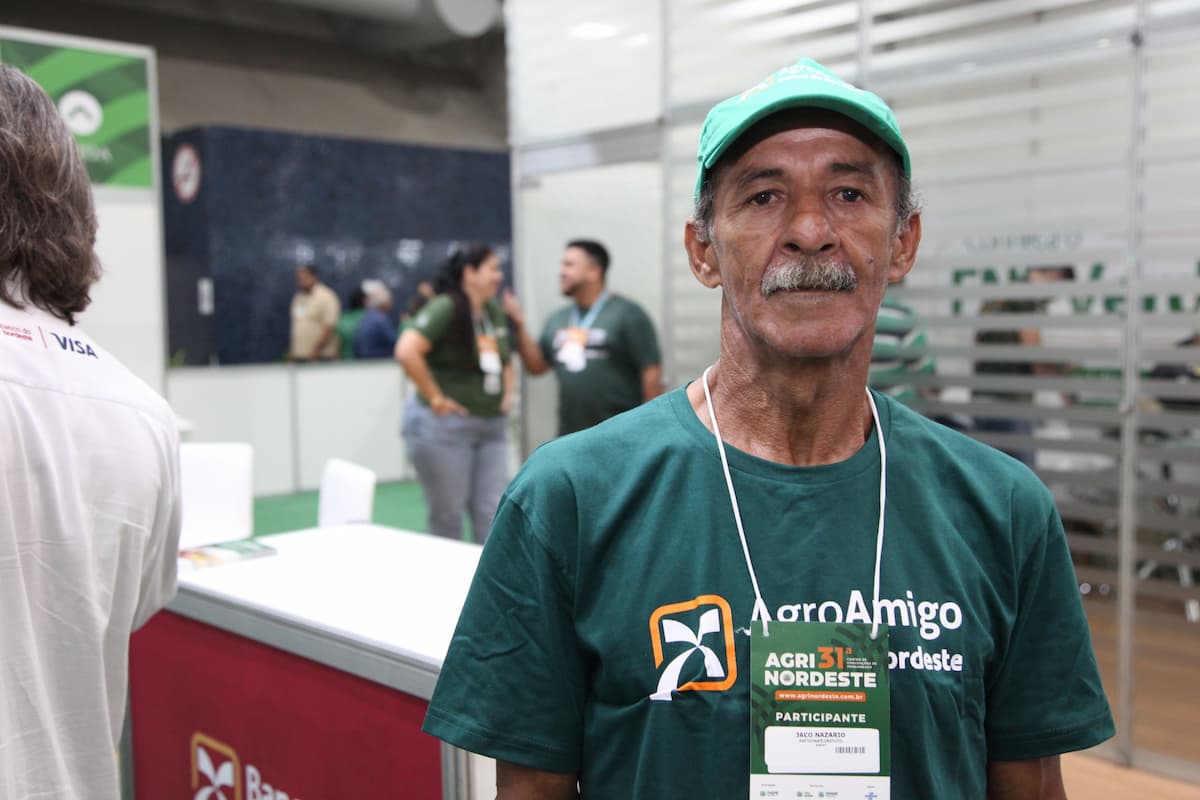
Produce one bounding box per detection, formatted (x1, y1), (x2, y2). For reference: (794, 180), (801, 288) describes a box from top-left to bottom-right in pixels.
(0, 37), (152, 188)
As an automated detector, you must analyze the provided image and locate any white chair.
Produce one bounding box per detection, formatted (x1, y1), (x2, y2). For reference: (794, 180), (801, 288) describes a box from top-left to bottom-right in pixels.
(317, 458), (377, 527)
(179, 442), (254, 550)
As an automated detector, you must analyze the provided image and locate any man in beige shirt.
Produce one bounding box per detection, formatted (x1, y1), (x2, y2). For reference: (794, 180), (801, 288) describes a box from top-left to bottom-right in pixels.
(290, 265), (341, 361)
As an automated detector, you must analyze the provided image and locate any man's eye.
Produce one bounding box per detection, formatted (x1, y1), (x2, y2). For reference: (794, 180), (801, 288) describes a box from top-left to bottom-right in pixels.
(838, 188), (864, 202)
(749, 191), (775, 205)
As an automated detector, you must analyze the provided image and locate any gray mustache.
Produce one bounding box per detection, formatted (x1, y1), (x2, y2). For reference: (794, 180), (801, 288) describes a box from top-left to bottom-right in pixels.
(761, 259), (858, 296)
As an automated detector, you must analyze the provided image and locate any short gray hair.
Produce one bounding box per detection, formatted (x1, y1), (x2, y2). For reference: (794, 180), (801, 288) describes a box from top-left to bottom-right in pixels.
(364, 283), (392, 310)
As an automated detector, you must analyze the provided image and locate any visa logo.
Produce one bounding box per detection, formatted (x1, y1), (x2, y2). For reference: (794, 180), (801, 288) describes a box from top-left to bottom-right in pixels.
(49, 332), (98, 358)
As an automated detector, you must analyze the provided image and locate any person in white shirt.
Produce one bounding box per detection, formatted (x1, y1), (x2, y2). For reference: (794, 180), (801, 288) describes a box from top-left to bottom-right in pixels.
(0, 64), (181, 800)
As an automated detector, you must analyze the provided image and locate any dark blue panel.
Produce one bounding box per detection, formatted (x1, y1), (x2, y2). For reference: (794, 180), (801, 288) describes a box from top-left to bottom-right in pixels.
(161, 125), (512, 365)
(162, 130), (214, 365)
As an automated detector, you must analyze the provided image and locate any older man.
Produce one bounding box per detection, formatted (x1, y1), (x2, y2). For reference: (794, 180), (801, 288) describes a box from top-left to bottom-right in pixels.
(424, 58), (1112, 799)
(0, 65), (181, 799)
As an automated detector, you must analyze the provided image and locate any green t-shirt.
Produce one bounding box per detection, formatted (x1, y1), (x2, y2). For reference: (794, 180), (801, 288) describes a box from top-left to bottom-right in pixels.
(335, 308), (366, 360)
(423, 388), (1113, 798)
(408, 295), (511, 417)
(537, 293), (661, 435)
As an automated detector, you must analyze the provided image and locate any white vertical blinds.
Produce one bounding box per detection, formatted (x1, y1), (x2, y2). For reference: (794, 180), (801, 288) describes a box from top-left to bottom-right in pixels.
(869, 1), (1137, 76)
(667, 0), (862, 107)
(505, 0), (661, 143)
(880, 47), (1135, 530)
(1141, 35), (1200, 405)
(665, 122), (722, 382)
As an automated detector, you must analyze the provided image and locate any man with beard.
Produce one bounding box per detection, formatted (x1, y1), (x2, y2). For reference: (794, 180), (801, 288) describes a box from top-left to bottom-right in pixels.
(424, 58), (1112, 798)
(503, 239), (662, 435)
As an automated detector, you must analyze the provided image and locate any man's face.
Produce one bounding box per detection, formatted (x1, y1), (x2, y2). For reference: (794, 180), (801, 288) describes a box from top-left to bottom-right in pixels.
(295, 268), (316, 292)
(559, 246), (598, 298)
(685, 110), (921, 364)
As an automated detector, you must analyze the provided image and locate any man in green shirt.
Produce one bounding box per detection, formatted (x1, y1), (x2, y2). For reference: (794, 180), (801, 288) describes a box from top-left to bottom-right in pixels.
(425, 58), (1113, 799)
(504, 240), (662, 435)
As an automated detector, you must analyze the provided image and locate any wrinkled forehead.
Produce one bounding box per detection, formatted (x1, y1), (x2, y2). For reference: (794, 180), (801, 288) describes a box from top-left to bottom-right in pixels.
(708, 108), (900, 192)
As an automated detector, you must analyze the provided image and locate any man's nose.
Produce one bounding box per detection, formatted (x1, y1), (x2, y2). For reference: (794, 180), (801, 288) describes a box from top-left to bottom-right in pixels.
(781, 198), (837, 256)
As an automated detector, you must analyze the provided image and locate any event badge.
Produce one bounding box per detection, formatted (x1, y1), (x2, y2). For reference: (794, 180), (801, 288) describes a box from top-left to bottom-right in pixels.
(750, 621), (891, 799)
(477, 334), (502, 395)
(555, 326), (589, 373)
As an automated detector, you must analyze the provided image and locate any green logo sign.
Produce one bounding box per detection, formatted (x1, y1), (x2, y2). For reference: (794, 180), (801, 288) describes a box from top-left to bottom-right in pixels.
(0, 37), (152, 188)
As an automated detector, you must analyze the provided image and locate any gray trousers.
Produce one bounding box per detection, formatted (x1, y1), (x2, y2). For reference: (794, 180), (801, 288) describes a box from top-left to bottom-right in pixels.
(402, 398), (508, 543)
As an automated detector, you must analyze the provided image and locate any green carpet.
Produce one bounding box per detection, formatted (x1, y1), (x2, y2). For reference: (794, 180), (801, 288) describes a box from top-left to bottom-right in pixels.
(253, 480), (429, 537)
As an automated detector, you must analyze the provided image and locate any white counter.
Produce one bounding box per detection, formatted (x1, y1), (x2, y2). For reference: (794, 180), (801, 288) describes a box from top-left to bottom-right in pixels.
(169, 524), (482, 701)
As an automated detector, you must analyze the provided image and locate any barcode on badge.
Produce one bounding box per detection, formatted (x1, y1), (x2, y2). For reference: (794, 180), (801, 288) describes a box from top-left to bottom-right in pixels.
(836, 746), (866, 754)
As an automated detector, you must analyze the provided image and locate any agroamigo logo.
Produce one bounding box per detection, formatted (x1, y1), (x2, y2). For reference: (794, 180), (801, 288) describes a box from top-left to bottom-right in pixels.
(648, 594), (738, 702)
(192, 732), (240, 800)
(190, 731), (303, 800)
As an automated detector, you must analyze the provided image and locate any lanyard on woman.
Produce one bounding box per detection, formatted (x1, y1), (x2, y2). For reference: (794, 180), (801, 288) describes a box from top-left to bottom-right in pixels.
(475, 310), (502, 394)
(473, 310), (496, 340)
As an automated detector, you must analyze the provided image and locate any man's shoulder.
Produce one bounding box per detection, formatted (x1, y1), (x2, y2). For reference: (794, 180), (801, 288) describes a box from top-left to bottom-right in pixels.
(885, 395), (1052, 502)
(0, 302), (176, 433)
(606, 293), (652, 318)
(314, 283), (339, 305)
(542, 304), (574, 329)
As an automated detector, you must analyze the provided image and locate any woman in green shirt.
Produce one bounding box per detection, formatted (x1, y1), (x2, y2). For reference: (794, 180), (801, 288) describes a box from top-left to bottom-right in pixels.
(395, 244), (513, 542)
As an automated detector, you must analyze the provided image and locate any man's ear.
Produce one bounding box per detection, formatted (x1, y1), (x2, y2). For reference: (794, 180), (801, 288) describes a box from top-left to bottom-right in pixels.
(888, 212), (922, 283)
(685, 220), (722, 289)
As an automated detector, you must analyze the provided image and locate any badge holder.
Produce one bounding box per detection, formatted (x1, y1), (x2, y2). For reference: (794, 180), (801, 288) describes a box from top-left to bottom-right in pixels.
(555, 327), (589, 373)
(750, 621), (891, 798)
(477, 332), (502, 396)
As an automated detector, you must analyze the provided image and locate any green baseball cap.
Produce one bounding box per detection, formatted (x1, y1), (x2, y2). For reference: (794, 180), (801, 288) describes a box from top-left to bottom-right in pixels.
(694, 58), (910, 202)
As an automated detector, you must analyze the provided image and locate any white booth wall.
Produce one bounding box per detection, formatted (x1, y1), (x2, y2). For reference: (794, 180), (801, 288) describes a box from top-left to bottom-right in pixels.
(90, 188), (167, 393)
(167, 363), (413, 495)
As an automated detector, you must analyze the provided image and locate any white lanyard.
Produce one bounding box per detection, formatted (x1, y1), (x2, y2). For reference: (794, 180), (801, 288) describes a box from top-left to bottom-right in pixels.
(569, 291), (609, 329)
(701, 365), (887, 640)
(473, 310), (496, 339)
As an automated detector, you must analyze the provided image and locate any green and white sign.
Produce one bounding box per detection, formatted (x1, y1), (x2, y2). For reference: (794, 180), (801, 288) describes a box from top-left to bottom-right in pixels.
(751, 621), (891, 799)
(0, 37), (152, 187)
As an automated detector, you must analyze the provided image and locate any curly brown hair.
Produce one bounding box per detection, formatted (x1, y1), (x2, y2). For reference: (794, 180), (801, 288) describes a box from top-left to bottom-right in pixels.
(0, 64), (101, 325)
